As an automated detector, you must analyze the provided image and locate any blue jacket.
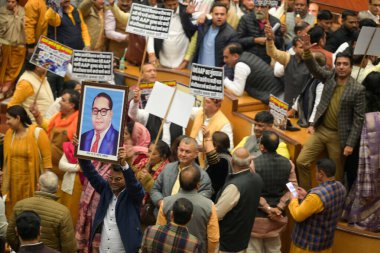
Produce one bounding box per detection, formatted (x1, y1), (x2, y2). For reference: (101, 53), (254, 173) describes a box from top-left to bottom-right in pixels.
(79, 159), (144, 253)
(80, 124), (119, 156)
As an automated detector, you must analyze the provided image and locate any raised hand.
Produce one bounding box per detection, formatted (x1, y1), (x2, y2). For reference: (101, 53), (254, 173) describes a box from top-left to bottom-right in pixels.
(264, 24), (274, 41)
(185, 0), (197, 14)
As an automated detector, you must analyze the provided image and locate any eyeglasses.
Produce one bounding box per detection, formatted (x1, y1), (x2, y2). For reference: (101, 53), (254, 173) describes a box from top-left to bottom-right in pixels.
(92, 108), (111, 116)
(108, 177), (123, 183)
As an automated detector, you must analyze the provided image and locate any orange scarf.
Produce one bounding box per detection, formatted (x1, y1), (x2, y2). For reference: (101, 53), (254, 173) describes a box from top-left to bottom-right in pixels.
(47, 111), (79, 141)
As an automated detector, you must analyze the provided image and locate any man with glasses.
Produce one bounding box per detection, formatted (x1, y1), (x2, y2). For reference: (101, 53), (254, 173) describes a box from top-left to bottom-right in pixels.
(78, 146), (144, 253)
(80, 92), (119, 156)
(358, 0), (380, 25)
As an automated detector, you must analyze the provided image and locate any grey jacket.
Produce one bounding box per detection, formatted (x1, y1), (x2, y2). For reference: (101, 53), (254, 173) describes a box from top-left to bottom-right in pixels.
(150, 162), (213, 206)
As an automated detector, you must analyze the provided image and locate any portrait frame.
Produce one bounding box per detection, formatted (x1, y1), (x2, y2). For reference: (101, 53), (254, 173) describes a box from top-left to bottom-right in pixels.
(75, 82), (128, 163)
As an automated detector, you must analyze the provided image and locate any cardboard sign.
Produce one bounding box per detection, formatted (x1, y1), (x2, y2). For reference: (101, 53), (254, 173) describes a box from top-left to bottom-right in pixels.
(71, 51), (114, 81)
(354, 27), (380, 57)
(145, 82), (195, 128)
(126, 3), (173, 39)
(269, 94), (288, 130)
(255, 0), (278, 7)
(139, 81), (176, 107)
(189, 63), (224, 99)
(30, 36), (72, 77)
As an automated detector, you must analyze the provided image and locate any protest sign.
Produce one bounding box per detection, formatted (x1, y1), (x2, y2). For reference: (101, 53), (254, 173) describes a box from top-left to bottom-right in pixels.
(269, 95), (288, 130)
(145, 82), (195, 128)
(256, 0), (278, 7)
(71, 51), (114, 81)
(30, 36), (73, 77)
(126, 3), (173, 39)
(353, 27), (380, 57)
(139, 81), (176, 107)
(189, 63), (224, 100)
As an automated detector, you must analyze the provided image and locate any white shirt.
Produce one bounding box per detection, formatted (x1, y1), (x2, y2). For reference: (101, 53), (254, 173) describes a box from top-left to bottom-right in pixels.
(99, 164), (129, 253)
(105, 9), (128, 42)
(99, 195), (125, 253)
(128, 100), (185, 145)
(91, 124), (112, 153)
(191, 107), (234, 149)
(147, 7), (188, 68)
(223, 62), (251, 96)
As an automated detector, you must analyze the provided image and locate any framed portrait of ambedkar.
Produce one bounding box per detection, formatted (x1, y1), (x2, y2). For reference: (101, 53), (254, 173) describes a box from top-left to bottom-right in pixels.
(76, 82), (128, 163)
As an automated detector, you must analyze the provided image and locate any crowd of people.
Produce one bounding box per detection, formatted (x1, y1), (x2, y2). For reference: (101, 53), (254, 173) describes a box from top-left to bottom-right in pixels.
(0, 0), (380, 252)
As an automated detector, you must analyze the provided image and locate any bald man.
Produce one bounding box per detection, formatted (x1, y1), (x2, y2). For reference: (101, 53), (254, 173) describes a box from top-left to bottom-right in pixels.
(215, 148), (263, 253)
(156, 166), (219, 253)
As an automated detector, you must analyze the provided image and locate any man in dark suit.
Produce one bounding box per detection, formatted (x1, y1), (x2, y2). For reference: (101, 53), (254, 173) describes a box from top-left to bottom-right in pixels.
(80, 92), (119, 156)
(296, 34), (365, 190)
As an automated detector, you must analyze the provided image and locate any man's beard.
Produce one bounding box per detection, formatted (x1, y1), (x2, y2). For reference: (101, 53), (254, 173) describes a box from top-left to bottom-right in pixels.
(255, 11), (265, 20)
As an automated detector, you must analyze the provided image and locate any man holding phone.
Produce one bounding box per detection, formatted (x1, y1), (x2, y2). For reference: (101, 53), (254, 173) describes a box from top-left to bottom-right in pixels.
(288, 158), (346, 253)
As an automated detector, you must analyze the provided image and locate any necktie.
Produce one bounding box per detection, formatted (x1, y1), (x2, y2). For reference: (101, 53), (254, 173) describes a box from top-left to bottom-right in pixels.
(91, 133), (100, 153)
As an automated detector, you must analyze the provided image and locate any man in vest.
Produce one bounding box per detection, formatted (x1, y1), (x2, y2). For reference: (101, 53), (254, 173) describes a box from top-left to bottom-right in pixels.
(223, 43), (283, 104)
(233, 110), (289, 158)
(215, 147), (263, 253)
(190, 97), (234, 149)
(156, 166), (219, 253)
(45, 0), (91, 50)
(288, 158), (346, 253)
(105, 0), (132, 58)
(248, 131), (297, 253)
(79, 0), (106, 51)
(128, 63), (184, 146)
(8, 61), (54, 123)
(266, 24), (310, 107)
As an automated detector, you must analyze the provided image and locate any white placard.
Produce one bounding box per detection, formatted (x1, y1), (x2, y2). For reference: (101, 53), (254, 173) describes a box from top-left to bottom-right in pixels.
(71, 51), (114, 81)
(126, 3), (173, 39)
(145, 82), (195, 128)
(353, 27), (380, 57)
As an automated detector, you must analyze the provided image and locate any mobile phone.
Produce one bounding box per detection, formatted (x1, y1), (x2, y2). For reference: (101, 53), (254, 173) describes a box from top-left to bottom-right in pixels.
(286, 182), (298, 198)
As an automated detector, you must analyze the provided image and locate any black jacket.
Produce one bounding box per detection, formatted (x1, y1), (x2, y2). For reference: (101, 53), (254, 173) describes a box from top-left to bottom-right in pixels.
(237, 13), (283, 64)
(325, 26), (356, 53)
(193, 20), (238, 67)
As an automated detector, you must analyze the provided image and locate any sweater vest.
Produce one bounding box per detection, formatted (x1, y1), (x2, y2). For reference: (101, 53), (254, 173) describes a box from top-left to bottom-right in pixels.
(18, 71), (54, 123)
(217, 170), (263, 252)
(243, 135), (262, 158)
(146, 114), (183, 145)
(163, 190), (213, 253)
(283, 55), (310, 106)
(190, 109), (230, 140)
(108, 5), (129, 58)
(254, 152), (291, 217)
(48, 6), (84, 50)
(292, 181), (346, 251)
(238, 52), (283, 104)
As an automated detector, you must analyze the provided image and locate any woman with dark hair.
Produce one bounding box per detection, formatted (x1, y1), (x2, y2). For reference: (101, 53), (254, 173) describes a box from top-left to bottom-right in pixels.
(342, 71), (380, 232)
(2, 105), (52, 217)
(131, 140), (171, 225)
(203, 129), (232, 201)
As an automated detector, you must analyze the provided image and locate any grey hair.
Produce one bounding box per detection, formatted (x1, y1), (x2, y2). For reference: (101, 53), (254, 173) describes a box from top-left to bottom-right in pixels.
(39, 171), (59, 194)
(180, 137), (198, 148)
(232, 153), (251, 168)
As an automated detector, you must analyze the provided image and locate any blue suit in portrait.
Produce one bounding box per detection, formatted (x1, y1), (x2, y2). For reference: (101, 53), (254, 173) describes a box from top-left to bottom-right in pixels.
(80, 124), (119, 156)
